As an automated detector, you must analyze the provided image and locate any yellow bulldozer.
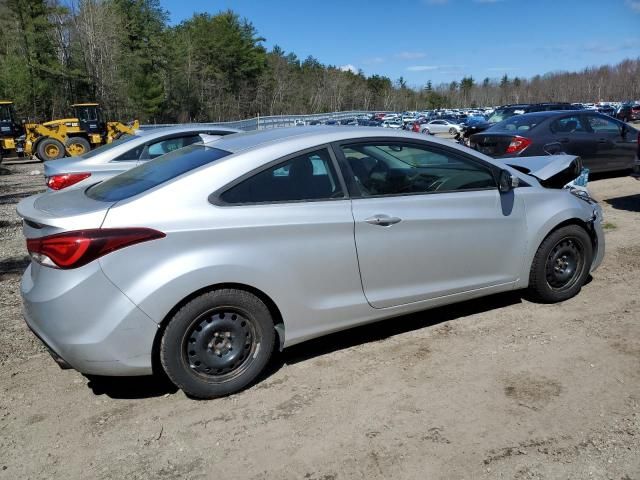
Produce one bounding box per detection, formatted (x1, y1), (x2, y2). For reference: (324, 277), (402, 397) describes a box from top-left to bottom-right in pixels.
(20, 103), (139, 162)
(1, 101), (140, 163)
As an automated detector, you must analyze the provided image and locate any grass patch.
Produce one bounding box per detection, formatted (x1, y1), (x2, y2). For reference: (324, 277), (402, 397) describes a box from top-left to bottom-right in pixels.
(602, 221), (617, 231)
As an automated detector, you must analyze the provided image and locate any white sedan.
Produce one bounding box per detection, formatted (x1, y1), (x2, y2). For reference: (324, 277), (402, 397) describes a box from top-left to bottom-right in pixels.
(421, 119), (463, 135)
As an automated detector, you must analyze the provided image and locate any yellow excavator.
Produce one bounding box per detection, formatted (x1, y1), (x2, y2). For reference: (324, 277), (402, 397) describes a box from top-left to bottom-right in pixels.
(22, 103), (139, 161)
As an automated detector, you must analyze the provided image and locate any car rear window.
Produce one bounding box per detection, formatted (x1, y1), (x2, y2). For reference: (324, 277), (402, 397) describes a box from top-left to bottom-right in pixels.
(487, 114), (546, 132)
(86, 144), (231, 202)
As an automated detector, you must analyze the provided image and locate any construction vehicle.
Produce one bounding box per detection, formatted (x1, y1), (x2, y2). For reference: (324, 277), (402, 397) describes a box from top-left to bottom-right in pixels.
(23, 103), (139, 161)
(0, 101), (24, 163)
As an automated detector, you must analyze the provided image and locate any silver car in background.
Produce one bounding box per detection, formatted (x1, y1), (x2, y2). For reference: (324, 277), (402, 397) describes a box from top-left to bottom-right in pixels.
(18, 127), (604, 398)
(422, 119), (463, 135)
(43, 125), (240, 190)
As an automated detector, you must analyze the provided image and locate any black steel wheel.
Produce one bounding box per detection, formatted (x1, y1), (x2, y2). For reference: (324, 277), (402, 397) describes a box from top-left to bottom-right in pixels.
(161, 289), (275, 398)
(184, 309), (258, 380)
(528, 225), (593, 303)
(545, 237), (584, 291)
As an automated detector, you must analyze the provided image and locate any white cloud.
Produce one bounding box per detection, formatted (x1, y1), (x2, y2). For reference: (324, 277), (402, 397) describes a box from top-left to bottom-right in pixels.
(625, 0), (640, 12)
(407, 65), (440, 71)
(339, 64), (358, 74)
(396, 51), (427, 60)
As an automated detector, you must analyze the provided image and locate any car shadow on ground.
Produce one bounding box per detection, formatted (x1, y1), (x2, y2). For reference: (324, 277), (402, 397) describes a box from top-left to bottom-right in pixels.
(0, 190), (44, 205)
(0, 255), (30, 281)
(85, 374), (179, 399)
(278, 291), (524, 367)
(604, 193), (640, 213)
(84, 291), (525, 400)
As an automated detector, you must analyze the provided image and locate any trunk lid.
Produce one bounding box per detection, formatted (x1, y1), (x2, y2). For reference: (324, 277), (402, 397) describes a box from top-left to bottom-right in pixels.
(16, 188), (114, 238)
(503, 155), (583, 188)
(469, 132), (516, 156)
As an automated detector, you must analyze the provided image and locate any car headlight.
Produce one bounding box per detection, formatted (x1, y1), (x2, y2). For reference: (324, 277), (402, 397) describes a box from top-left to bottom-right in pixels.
(567, 186), (597, 205)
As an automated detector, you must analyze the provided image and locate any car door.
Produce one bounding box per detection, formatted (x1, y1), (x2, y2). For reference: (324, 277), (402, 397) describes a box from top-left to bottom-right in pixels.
(547, 115), (599, 169)
(337, 140), (527, 309)
(584, 114), (636, 171)
(429, 120), (447, 133)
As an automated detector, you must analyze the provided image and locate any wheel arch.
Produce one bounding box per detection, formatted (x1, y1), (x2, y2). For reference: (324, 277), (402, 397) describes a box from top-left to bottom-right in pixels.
(522, 214), (599, 289)
(151, 282), (285, 376)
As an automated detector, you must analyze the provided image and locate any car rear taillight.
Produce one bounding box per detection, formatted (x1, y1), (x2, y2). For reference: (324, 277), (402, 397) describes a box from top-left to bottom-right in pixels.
(46, 173), (91, 190)
(26, 228), (165, 269)
(505, 136), (532, 154)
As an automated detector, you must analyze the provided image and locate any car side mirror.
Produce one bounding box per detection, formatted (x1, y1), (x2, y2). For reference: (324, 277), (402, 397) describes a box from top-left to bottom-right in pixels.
(498, 169), (519, 193)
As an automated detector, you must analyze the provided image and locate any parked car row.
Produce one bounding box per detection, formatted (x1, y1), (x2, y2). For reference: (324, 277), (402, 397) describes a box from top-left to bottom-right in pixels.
(18, 125), (606, 399)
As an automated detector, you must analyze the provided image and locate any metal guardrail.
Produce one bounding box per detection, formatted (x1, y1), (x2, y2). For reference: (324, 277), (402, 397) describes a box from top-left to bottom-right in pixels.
(140, 111), (380, 131)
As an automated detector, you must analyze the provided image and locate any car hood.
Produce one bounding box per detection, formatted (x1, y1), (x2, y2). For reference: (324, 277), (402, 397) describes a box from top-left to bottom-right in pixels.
(503, 155), (582, 188)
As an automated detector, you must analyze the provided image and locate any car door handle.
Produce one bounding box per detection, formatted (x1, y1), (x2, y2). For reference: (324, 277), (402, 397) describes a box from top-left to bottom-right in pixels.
(558, 137), (570, 143)
(597, 139), (608, 144)
(365, 214), (402, 226)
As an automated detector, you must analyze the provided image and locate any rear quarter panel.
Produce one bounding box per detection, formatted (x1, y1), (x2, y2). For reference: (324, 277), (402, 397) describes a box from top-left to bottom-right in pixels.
(97, 152), (370, 347)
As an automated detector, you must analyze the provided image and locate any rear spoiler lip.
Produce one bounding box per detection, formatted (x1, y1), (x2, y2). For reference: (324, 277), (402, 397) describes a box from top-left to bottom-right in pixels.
(16, 191), (115, 235)
(502, 154), (582, 182)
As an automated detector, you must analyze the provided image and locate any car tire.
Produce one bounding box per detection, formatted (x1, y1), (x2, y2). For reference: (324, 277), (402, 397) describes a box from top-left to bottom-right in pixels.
(65, 137), (91, 156)
(160, 289), (275, 399)
(449, 127), (457, 135)
(527, 225), (593, 303)
(36, 138), (65, 161)
(422, 128), (430, 135)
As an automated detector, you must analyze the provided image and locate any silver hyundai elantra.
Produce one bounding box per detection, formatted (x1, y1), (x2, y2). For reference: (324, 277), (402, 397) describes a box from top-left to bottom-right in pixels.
(18, 127), (605, 398)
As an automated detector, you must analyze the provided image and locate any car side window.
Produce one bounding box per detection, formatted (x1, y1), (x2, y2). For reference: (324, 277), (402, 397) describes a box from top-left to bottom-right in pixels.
(142, 135), (200, 160)
(220, 148), (343, 204)
(112, 143), (145, 162)
(341, 143), (496, 197)
(587, 115), (621, 134)
(550, 116), (588, 134)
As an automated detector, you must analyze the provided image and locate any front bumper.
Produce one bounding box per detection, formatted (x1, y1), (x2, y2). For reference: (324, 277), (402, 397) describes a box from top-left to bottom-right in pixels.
(21, 262), (158, 376)
(590, 205), (606, 273)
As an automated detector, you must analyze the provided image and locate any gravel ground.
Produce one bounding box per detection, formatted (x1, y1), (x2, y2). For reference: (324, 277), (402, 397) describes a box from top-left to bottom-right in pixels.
(0, 159), (639, 480)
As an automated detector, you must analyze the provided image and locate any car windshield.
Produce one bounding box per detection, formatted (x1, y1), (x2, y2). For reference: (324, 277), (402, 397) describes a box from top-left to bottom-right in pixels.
(86, 144), (231, 202)
(487, 107), (528, 123)
(80, 134), (139, 159)
(0, 105), (12, 122)
(487, 114), (546, 133)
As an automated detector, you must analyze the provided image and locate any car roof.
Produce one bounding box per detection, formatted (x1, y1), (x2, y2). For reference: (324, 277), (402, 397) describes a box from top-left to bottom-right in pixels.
(203, 126), (457, 154)
(138, 124), (241, 137)
(497, 110), (596, 119)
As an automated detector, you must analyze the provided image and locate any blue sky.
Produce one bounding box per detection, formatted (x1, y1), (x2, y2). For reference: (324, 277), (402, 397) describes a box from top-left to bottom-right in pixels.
(159, 0), (640, 88)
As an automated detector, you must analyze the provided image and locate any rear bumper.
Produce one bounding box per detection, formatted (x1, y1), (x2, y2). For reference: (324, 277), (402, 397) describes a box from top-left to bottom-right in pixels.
(21, 262), (158, 376)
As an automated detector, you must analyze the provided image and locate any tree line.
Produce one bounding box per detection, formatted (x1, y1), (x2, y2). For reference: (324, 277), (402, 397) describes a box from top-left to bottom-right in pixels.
(1, 0), (639, 124)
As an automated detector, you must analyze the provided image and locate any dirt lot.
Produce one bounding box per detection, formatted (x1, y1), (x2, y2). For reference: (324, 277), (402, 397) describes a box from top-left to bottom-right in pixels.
(0, 159), (638, 480)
